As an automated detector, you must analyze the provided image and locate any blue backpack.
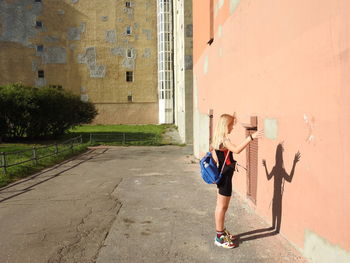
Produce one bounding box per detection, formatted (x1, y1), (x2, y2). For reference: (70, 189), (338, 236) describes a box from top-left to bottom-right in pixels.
(200, 151), (230, 184)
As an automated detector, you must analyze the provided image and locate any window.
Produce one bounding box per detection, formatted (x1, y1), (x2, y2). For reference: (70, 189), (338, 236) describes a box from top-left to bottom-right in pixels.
(35, 0), (42, 2)
(36, 21), (43, 28)
(49, 85), (62, 90)
(37, 45), (44, 52)
(38, 70), (44, 78)
(126, 26), (132, 35)
(126, 71), (133, 82)
(127, 94), (133, 102)
(126, 48), (132, 58)
(125, 1), (131, 7)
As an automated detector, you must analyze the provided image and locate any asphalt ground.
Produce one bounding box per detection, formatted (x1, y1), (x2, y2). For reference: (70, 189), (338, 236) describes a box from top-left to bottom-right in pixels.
(0, 146), (308, 263)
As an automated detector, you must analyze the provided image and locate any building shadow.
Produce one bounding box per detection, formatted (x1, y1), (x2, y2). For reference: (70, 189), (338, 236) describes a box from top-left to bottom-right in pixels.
(234, 143), (300, 245)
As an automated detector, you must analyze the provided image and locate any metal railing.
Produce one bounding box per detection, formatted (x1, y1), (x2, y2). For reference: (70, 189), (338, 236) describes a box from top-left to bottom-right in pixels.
(0, 135), (83, 175)
(0, 133), (160, 175)
(88, 133), (159, 145)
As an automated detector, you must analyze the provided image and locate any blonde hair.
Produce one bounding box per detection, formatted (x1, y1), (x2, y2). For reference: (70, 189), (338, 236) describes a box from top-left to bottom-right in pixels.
(212, 113), (236, 150)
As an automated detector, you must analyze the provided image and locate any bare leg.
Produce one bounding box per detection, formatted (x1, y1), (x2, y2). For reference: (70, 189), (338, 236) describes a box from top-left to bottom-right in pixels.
(215, 191), (231, 231)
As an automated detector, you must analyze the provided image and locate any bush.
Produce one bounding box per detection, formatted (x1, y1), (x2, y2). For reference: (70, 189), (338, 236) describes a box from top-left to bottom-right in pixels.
(0, 84), (97, 139)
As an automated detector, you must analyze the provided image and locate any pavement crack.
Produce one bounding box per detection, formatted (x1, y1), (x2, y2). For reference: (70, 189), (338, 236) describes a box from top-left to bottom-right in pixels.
(93, 179), (123, 262)
(93, 201), (123, 262)
(48, 179), (123, 263)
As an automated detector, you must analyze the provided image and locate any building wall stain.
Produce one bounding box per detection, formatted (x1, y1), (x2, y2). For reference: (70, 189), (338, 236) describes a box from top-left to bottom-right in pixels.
(0, 0), (158, 124)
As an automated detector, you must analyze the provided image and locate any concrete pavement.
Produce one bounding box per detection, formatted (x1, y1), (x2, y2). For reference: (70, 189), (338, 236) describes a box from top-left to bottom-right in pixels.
(0, 146), (308, 263)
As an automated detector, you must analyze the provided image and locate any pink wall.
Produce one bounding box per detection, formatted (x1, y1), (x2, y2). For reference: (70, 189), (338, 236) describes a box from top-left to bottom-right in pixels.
(194, 0), (350, 254)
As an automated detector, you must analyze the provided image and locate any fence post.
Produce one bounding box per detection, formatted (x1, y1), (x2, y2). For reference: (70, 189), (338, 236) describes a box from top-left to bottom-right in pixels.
(1, 152), (7, 174)
(122, 133), (126, 145)
(32, 147), (38, 165)
(80, 135), (83, 144)
(54, 143), (58, 155)
(90, 133), (93, 144)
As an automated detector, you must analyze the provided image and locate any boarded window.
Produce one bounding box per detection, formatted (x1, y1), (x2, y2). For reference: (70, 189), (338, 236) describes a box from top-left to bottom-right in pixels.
(245, 116), (258, 204)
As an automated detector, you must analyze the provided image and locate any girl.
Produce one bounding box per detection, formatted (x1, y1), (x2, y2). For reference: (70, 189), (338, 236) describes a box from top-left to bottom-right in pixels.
(211, 114), (264, 249)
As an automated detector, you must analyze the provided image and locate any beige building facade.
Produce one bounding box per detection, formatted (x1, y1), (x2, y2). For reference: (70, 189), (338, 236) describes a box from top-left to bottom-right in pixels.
(0, 0), (158, 124)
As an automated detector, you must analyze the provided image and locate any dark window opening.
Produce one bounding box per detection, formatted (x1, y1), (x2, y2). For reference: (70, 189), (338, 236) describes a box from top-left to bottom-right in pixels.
(35, 0), (42, 2)
(126, 26), (132, 35)
(36, 21), (43, 28)
(127, 49), (132, 58)
(37, 45), (44, 52)
(126, 71), (133, 82)
(49, 85), (62, 90)
(125, 1), (131, 7)
(38, 70), (44, 78)
(127, 95), (133, 102)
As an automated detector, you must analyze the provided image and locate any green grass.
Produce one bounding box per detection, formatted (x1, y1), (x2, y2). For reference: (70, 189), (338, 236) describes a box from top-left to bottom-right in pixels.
(70, 124), (168, 135)
(0, 143), (88, 188)
(0, 124), (179, 188)
(69, 124), (173, 146)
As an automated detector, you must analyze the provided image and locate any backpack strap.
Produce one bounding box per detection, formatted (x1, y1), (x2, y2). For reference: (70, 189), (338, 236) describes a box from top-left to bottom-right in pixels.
(212, 149), (230, 174)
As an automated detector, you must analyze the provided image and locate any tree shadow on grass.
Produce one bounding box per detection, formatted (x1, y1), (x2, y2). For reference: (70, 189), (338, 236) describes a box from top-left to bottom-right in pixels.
(0, 149), (107, 203)
(70, 132), (161, 145)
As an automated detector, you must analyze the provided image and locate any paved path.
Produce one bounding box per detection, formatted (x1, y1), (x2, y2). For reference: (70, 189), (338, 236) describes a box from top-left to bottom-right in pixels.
(0, 146), (308, 263)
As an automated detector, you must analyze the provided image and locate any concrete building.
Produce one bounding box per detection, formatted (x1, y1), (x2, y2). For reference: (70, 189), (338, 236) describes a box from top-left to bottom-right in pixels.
(157, 0), (174, 124)
(193, 0), (350, 262)
(173, 0), (193, 144)
(157, 0), (193, 143)
(0, 0), (158, 124)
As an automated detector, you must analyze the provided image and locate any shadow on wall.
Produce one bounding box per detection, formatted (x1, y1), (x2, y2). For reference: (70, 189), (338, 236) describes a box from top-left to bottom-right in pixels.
(236, 143), (301, 244)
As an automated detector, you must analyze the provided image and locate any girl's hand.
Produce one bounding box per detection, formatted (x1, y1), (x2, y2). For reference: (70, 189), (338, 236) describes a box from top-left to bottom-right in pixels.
(293, 151), (301, 164)
(252, 129), (264, 139)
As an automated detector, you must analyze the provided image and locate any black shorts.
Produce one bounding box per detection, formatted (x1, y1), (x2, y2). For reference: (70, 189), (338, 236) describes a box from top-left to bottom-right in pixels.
(217, 167), (234, 197)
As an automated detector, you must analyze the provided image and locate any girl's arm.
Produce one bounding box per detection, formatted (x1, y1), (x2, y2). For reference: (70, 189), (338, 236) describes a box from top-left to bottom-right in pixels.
(284, 151), (301, 182)
(262, 159), (274, 180)
(223, 129), (264, 154)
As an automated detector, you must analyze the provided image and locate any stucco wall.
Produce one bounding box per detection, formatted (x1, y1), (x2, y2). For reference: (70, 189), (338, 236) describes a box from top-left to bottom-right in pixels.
(193, 0), (350, 262)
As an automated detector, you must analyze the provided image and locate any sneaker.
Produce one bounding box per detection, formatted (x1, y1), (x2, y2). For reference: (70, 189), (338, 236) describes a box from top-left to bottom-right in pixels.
(224, 228), (237, 242)
(214, 234), (235, 249)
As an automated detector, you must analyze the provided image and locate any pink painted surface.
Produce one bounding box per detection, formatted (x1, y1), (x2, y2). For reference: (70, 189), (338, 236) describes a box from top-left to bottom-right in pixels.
(193, 0), (350, 250)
